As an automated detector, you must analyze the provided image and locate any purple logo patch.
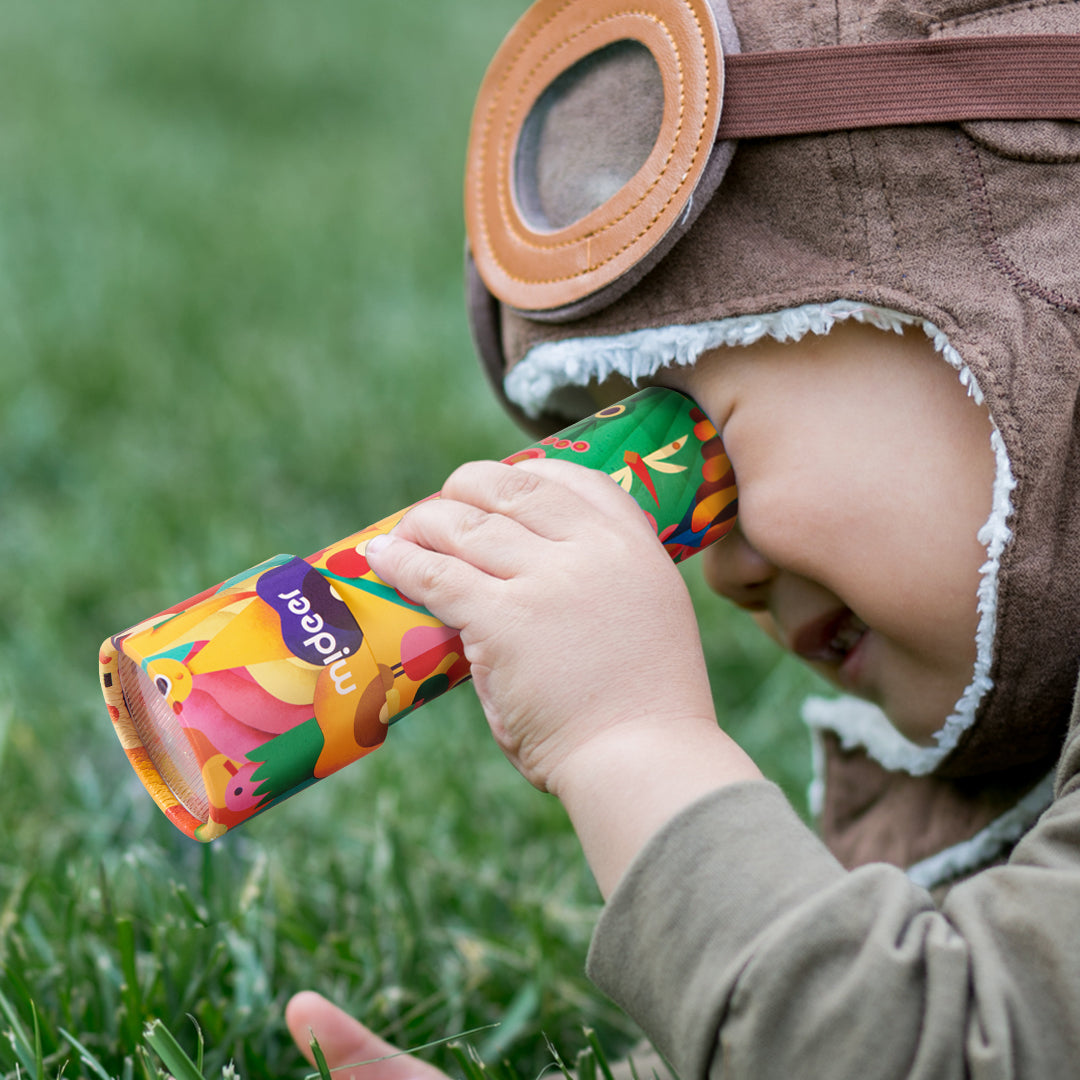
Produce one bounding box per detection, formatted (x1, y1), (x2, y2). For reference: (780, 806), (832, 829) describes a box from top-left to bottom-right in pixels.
(257, 557), (364, 667)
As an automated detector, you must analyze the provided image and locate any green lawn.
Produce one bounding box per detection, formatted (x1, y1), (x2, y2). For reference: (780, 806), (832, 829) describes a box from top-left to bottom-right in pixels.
(0, 3), (823, 1076)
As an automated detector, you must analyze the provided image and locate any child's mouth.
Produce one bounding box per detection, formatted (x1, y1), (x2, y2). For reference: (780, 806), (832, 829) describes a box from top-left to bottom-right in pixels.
(792, 608), (870, 676)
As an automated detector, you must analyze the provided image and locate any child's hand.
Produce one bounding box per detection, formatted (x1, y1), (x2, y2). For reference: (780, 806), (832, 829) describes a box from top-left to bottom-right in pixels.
(367, 457), (761, 895)
(286, 992), (449, 1080)
(365, 457), (716, 797)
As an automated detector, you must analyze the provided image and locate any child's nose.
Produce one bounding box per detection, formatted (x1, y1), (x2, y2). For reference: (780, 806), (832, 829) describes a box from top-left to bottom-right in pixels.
(701, 524), (777, 612)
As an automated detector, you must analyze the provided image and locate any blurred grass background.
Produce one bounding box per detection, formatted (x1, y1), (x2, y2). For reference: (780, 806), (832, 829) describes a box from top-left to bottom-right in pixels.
(0, 2), (824, 1076)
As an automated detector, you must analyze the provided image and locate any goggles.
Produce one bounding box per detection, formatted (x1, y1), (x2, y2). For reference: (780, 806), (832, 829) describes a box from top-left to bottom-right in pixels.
(464, 0), (1080, 341)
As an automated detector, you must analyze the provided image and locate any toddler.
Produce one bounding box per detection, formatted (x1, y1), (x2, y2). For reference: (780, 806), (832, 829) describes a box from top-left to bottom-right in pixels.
(289, 0), (1080, 1074)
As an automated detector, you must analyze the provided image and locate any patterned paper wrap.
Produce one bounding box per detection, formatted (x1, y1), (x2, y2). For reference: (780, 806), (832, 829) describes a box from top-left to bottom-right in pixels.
(98, 387), (737, 840)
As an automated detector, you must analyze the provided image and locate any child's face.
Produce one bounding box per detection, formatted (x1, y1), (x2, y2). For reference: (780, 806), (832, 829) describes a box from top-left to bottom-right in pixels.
(654, 321), (996, 746)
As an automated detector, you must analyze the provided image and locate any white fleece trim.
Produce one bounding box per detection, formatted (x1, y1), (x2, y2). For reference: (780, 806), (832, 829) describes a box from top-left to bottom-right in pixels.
(505, 301), (914, 420)
(905, 770), (1056, 890)
(807, 725), (827, 819)
(806, 720), (1052, 891)
(801, 695), (934, 774)
(506, 301), (1016, 777)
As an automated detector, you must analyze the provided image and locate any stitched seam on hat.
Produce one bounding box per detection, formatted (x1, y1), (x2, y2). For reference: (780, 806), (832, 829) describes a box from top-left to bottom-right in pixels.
(963, 140), (1080, 166)
(476, 3), (715, 286)
(852, 0), (865, 46)
(822, 132), (865, 276)
(842, 131), (879, 280)
(870, 130), (907, 287)
(931, 0), (1079, 34)
(802, 0), (821, 49)
(955, 134), (1080, 313)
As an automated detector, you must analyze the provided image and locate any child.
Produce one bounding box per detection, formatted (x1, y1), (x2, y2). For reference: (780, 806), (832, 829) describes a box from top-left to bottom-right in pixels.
(289, 0), (1080, 1074)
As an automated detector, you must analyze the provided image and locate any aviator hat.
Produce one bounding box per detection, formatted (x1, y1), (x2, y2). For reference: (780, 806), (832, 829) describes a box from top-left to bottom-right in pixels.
(464, 0), (1080, 878)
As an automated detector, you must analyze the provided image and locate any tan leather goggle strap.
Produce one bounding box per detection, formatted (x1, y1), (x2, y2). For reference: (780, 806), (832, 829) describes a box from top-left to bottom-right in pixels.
(717, 34), (1080, 139)
(466, 0), (725, 316)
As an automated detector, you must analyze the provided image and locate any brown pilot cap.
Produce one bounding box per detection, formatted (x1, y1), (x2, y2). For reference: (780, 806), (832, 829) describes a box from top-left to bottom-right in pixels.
(462, 0), (1080, 876)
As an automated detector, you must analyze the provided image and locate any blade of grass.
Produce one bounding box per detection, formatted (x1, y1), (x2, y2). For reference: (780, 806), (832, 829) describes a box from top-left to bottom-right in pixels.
(574, 1047), (596, 1080)
(308, 1033), (333, 1080)
(583, 1028), (615, 1080)
(170, 884), (209, 928)
(135, 1043), (159, 1080)
(302, 1025), (500, 1080)
(31, 1000), (44, 1080)
(447, 1042), (487, 1080)
(189, 1015), (205, 1075)
(117, 918), (141, 1050)
(60, 1028), (120, 1080)
(142, 1018), (206, 1080)
(0, 984), (37, 1078)
(0, 869), (29, 969)
(543, 1034), (575, 1080)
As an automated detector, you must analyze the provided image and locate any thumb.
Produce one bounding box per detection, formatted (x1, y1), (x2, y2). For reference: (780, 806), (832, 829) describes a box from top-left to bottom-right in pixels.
(286, 992), (450, 1080)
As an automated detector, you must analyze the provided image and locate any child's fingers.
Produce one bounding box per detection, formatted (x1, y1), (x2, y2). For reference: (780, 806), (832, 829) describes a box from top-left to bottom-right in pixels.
(512, 455), (659, 527)
(382, 457), (641, 584)
(441, 457), (652, 544)
(432, 458), (591, 545)
(365, 529), (494, 633)
(285, 992), (449, 1080)
(387, 490), (537, 582)
(367, 454), (671, 633)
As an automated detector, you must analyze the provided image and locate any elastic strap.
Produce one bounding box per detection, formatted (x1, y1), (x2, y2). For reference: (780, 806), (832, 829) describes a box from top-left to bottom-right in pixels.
(718, 34), (1080, 139)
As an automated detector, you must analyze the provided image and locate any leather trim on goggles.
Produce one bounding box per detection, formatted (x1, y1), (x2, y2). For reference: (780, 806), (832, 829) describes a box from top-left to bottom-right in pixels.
(466, 0), (726, 317)
(465, 0), (1080, 318)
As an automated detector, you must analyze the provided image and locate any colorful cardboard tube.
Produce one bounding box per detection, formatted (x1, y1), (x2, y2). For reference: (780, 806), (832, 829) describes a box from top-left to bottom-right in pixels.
(98, 388), (737, 840)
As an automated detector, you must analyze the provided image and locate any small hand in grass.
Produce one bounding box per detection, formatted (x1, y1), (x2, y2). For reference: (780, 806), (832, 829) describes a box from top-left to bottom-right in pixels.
(286, 992), (450, 1080)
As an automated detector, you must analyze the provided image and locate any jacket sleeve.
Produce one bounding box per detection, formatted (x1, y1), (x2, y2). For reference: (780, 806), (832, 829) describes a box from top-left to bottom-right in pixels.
(586, 703), (1080, 1080)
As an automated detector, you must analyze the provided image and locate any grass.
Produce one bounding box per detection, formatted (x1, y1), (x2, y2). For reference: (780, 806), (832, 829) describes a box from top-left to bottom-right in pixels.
(0, 2), (827, 1076)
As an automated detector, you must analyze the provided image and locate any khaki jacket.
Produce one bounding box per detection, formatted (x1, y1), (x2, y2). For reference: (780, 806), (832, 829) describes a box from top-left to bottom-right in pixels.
(587, 673), (1080, 1079)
